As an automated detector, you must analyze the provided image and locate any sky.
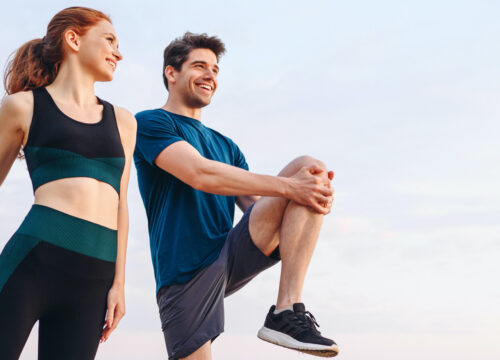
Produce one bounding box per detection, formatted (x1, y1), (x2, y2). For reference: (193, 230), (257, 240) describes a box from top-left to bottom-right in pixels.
(1, 0), (499, 359)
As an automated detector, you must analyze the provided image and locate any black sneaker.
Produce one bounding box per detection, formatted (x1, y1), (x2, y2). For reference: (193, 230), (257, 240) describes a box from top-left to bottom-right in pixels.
(257, 303), (339, 357)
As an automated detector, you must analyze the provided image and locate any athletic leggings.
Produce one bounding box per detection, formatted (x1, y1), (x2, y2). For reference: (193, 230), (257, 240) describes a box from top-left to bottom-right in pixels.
(0, 205), (116, 360)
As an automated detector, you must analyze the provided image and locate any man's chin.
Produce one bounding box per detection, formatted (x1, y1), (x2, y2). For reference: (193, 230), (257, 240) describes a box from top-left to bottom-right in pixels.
(189, 98), (211, 109)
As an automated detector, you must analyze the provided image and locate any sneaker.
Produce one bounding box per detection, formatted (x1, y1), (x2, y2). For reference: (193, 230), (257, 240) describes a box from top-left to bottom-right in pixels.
(257, 303), (339, 357)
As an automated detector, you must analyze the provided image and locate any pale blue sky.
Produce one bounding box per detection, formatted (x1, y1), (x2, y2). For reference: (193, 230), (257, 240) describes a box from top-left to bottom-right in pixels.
(1, 1), (499, 359)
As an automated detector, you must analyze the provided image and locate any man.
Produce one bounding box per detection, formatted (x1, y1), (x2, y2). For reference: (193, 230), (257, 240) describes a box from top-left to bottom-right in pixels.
(134, 32), (338, 359)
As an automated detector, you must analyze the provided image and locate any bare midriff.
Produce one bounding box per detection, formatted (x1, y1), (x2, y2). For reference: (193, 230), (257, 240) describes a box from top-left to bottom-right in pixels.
(33, 178), (119, 230)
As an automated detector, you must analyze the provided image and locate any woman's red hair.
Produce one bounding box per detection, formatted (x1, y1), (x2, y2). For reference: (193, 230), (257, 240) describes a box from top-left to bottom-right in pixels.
(3, 7), (111, 95)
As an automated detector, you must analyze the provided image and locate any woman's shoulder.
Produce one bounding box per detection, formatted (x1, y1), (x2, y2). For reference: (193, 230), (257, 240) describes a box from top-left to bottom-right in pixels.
(0, 90), (34, 129)
(1, 90), (33, 115)
(113, 105), (137, 145)
(113, 105), (136, 125)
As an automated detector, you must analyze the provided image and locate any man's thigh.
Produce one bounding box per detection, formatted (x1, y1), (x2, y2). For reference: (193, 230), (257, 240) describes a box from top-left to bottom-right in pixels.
(248, 196), (287, 255)
(225, 204), (280, 297)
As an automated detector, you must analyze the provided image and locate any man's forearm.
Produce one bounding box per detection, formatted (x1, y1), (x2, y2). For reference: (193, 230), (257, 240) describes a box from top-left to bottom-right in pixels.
(191, 158), (292, 198)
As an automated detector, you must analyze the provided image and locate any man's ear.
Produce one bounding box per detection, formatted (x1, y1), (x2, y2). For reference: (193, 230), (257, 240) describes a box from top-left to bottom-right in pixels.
(63, 29), (80, 52)
(164, 65), (177, 87)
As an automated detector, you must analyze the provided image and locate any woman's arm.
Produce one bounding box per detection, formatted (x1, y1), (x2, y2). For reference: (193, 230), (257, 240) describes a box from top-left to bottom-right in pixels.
(0, 92), (33, 186)
(101, 106), (137, 342)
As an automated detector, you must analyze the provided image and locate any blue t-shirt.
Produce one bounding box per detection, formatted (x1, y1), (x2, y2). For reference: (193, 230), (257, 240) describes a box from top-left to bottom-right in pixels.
(134, 109), (249, 292)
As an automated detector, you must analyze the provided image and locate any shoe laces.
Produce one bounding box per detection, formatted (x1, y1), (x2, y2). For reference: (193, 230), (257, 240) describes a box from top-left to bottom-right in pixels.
(292, 310), (321, 332)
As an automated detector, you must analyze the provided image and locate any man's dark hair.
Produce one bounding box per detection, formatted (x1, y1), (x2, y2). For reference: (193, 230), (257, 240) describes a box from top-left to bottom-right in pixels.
(162, 32), (226, 90)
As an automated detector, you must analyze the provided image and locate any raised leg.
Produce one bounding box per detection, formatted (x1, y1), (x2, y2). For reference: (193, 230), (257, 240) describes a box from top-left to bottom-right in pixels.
(252, 157), (338, 356)
(249, 155), (331, 308)
(275, 201), (324, 309)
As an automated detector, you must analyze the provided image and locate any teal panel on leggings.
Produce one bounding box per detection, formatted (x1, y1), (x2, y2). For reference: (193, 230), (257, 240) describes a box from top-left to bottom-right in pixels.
(16, 205), (117, 262)
(24, 146), (125, 194)
(0, 233), (40, 293)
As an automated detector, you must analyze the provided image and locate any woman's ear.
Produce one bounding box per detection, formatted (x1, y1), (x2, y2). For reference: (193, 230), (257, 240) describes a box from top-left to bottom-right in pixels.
(63, 29), (80, 52)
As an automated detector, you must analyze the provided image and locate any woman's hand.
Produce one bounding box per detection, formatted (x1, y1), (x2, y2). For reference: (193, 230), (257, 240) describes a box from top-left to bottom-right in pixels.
(100, 283), (125, 342)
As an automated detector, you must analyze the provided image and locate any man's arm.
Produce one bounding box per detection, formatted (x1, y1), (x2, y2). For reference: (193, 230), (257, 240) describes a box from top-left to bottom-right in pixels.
(154, 141), (332, 214)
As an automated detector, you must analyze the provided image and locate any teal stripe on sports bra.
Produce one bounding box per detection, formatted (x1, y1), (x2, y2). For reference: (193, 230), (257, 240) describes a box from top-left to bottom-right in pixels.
(24, 146), (125, 194)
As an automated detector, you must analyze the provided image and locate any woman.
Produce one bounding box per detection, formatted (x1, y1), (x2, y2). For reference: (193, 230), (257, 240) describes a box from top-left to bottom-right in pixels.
(0, 7), (136, 360)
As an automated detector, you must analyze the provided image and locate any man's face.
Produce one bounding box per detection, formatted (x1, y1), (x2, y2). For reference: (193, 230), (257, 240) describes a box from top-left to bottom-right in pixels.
(171, 48), (219, 108)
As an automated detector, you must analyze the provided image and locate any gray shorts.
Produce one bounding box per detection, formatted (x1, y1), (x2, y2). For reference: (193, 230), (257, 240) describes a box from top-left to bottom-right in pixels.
(156, 204), (280, 359)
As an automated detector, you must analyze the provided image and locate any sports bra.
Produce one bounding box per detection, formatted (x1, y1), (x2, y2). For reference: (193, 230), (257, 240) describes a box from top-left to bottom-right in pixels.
(23, 87), (125, 195)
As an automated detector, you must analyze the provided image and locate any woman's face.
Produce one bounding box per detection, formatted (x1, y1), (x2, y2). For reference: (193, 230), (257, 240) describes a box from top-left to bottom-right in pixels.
(77, 20), (123, 82)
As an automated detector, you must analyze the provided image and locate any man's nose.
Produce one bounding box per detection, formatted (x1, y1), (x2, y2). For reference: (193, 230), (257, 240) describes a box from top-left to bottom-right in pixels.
(204, 68), (216, 79)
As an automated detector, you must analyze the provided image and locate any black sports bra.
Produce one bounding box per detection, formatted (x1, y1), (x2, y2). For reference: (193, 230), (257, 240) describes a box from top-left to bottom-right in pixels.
(23, 87), (125, 194)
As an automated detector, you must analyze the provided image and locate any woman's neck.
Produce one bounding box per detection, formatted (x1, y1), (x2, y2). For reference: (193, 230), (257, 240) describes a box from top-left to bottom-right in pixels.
(46, 60), (96, 106)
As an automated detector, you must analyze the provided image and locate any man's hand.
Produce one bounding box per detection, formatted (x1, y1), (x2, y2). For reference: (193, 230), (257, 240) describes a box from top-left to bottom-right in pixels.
(287, 166), (334, 214)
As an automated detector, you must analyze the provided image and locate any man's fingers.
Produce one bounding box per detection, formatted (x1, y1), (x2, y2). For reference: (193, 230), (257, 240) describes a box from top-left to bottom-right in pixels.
(319, 186), (334, 196)
(311, 200), (329, 214)
(317, 204), (329, 214)
(308, 165), (325, 175)
(311, 194), (333, 214)
(316, 194), (330, 204)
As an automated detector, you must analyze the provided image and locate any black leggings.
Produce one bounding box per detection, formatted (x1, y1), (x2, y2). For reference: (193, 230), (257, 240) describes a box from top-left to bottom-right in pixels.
(0, 205), (116, 360)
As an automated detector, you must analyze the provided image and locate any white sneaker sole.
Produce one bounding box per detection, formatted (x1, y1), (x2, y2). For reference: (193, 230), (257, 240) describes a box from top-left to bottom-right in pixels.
(257, 327), (339, 357)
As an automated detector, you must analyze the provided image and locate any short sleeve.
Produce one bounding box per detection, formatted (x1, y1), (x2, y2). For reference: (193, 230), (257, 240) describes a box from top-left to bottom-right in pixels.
(233, 143), (249, 171)
(135, 110), (184, 165)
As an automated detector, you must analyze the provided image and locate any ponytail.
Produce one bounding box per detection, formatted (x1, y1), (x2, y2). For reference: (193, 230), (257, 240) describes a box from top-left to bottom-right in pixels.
(4, 38), (59, 95)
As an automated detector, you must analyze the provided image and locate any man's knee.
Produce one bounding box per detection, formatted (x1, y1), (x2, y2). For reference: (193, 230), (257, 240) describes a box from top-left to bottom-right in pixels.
(280, 155), (328, 177)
